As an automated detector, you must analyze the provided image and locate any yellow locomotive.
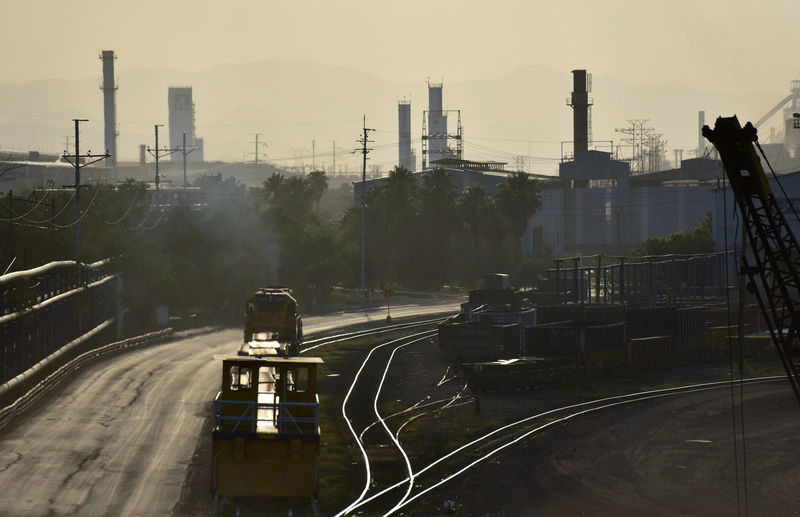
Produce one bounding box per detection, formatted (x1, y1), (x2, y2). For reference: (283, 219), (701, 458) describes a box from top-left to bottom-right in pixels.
(211, 355), (323, 513)
(242, 287), (303, 356)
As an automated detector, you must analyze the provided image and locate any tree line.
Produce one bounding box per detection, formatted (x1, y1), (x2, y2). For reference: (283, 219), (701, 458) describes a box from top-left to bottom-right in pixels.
(0, 167), (543, 329)
(1, 167), (718, 331)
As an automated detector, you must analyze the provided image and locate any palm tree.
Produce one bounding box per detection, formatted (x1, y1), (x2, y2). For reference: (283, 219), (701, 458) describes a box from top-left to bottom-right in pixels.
(495, 171), (541, 259)
(459, 185), (489, 251)
(307, 170), (328, 214)
(263, 172), (284, 202)
(384, 166), (417, 206)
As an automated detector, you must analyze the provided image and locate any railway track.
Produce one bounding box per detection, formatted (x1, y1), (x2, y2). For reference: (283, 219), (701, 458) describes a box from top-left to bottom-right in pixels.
(333, 330), (439, 516)
(299, 316), (448, 354)
(335, 365), (787, 516)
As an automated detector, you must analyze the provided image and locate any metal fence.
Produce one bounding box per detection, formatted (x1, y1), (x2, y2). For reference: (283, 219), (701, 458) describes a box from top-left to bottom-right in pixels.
(0, 260), (118, 384)
(545, 252), (734, 308)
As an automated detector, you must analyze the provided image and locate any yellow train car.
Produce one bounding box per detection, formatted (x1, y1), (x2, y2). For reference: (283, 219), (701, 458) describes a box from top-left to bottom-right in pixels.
(242, 288), (303, 356)
(211, 355), (322, 512)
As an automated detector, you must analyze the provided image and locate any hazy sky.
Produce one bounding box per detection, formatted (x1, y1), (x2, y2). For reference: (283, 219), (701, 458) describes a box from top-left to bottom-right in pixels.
(3, 0), (798, 93)
(1, 0), (798, 170)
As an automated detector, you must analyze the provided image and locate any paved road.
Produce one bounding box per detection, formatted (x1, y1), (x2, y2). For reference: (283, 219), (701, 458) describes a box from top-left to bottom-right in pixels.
(0, 302), (458, 517)
(411, 379), (800, 517)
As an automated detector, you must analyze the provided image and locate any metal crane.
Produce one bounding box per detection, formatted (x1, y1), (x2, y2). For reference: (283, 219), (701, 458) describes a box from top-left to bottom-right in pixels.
(703, 115), (800, 405)
(753, 80), (800, 128)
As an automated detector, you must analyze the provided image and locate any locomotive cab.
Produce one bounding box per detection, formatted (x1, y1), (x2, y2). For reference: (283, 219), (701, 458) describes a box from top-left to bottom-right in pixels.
(242, 288), (303, 356)
(211, 355), (322, 506)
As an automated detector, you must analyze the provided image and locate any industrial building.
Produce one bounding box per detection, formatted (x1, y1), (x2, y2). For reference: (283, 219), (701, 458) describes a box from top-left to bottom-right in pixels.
(357, 70), (800, 260)
(524, 71), (800, 257)
(168, 87), (204, 163)
(525, 68), (717, 256)
(421, 81), (462, 168)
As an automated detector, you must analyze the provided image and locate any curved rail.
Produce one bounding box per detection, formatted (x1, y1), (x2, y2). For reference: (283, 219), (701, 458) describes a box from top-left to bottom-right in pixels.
(333, 329), (437, 517)
(344, 375), (787, 515)
(300, 316), (449, 353)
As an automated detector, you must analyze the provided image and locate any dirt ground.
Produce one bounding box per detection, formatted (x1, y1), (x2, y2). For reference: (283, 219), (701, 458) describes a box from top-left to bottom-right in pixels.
(173, 321), (797, 517)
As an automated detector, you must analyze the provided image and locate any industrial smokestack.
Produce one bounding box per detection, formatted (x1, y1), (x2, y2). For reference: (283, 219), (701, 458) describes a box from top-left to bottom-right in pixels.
(100, 50), (118, 182)
(427, 81), (447, 165)
(569, 69), (589, 155)
(398, 99), (413, 170)
(698, 110), (706, 157)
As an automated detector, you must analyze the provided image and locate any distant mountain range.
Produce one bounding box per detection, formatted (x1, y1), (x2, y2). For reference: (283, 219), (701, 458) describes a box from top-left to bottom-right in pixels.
(0, 59), (786, 175)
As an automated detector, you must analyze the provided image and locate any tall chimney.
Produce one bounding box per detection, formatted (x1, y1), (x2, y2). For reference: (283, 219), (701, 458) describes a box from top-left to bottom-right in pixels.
(427, 81), (447, 166)
(100, 50), (118, 183)
(698, 110), (706, 157)
(398, 99), (412, 170)
(569, 69), (589, 155)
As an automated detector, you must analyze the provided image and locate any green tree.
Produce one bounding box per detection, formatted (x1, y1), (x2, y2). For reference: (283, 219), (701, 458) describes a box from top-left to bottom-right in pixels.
(262, 173), (314, 224)
(415, 168), (459, 288)
(494, 171), (542, 259)
(365, 166), (419, 286)
(634, 212), (713, 256)
(307, 170), (329, 214)
(459, 185), (490, 251)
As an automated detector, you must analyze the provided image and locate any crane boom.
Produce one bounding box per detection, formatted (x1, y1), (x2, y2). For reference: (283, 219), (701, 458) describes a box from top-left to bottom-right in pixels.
(754, 94), (793, 128)
(703, 115), (800, 405)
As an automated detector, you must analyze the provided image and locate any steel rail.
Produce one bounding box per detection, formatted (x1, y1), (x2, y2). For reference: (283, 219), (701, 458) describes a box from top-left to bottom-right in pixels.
(359, 393), (466, 442)
(389, 376), (786, 515)
(342, 375), (786, 515)
(300, 316), (450, 353)
(374, 337), (430, 515)
(333, 329), (437, 517)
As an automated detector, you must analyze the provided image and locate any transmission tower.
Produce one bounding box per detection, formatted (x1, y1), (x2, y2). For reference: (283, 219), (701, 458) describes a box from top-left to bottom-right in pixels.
(615, 119), (651, 174)
(250, 133), (267, 164)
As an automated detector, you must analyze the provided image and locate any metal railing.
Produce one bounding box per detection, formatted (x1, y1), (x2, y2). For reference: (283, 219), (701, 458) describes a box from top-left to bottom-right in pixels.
(545, 251), (735, 308)
(213, 394), (319, 438)
(0, 259), (118, 384)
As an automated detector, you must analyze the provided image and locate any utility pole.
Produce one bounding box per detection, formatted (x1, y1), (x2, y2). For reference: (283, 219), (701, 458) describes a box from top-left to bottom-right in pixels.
(61, 119), (110, 277)
(355, 116), (374, 305)
(312, 139), (316, 170)
(332, 140), (336, 176)
(181, 132), (198, 189)
(146, 125), (179, 204)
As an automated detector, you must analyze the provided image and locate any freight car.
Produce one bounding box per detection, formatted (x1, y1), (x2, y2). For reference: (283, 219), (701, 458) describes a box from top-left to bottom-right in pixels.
(465, 356), (576, 392)
(211, 355), (323, 514)
(442, 272), (771, 392)
(241, 287), (303, 356)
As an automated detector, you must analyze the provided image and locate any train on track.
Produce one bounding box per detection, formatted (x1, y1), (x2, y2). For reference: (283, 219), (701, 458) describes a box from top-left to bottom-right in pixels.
(240, 287), (303, 357)
(212, 288), (322, 515)
(439, 274), (772, 392)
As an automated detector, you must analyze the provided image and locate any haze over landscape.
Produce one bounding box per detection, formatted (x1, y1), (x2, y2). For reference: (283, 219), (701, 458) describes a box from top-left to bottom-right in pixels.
(5, 3), (800, 516)
(1, 0), (798, 175)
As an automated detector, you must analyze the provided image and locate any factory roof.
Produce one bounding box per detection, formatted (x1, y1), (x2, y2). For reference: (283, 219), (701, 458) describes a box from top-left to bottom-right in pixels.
(431, 158), (507, 171)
